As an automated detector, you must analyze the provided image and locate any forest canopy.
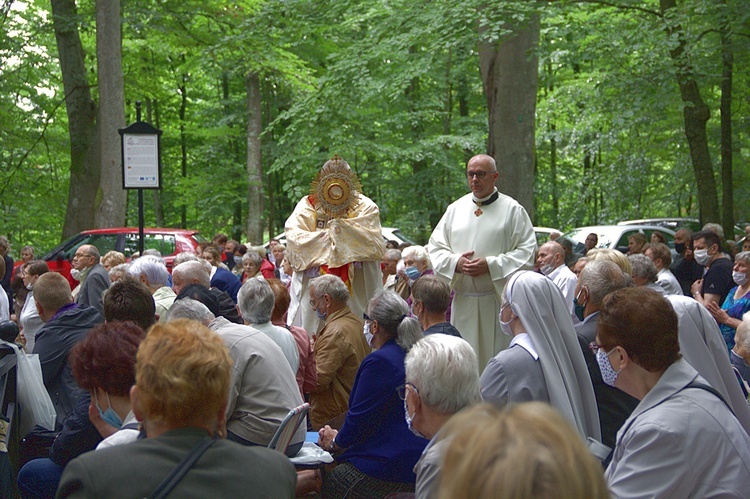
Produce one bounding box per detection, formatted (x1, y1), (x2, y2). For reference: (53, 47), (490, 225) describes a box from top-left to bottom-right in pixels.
(1, 0), (748, 253)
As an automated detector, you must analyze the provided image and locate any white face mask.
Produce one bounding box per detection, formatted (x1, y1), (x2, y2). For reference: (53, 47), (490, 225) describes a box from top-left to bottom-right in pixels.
(498, 305), (513, 337)
(363, 322), (374, 347)
(694, 249), (710, 266)
(733, 270), (749, 286)
(539, 263), (555, 276)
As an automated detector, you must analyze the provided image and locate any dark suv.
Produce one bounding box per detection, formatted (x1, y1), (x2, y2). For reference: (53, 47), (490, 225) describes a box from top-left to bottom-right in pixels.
(42, 228), (205, 287)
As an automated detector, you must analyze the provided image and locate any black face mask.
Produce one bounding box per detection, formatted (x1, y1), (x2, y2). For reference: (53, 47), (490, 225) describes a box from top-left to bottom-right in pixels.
(674, 242), (686, 254)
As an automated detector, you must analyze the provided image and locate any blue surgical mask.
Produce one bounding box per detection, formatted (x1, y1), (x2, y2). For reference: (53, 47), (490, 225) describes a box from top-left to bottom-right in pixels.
(404, 266), (421, 280)
(574, 288), (587, 322)
(316, 310), (327, 321)
(95, 391), (123, 429)
(403, 399), (425, 439)
(596, 348), (621, 387)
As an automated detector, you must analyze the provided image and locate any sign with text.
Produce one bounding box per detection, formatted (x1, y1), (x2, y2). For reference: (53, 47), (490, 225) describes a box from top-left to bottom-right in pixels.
(123, 133), (160, 188)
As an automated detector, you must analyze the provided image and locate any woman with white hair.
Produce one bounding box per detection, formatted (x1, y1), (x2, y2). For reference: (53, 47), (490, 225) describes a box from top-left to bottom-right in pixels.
(480, 271), (602, 448)
(402, 245), (433, 283)
(318, 290), (427, 498)
(127, 256), (175, 322)
(403, 334), (481, 498)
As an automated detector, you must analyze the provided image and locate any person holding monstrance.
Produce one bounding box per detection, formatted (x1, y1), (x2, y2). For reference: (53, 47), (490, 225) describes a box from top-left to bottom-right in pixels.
(285, 156), (385, 334)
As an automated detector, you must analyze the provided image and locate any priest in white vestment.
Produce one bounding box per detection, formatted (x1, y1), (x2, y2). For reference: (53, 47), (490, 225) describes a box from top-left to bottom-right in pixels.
(428, 154), (536, 368)
(285, 156), (385, 335)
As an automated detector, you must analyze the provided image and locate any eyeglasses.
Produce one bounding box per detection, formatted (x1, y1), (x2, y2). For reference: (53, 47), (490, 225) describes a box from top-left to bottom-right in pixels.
(397, 382), (419, 401)
(73, 253), (92, 259)
(466, 171), (489, 179)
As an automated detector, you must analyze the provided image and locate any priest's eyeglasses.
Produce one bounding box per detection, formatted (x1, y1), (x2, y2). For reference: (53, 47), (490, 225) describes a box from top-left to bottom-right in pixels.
(466, 171), (488, 179)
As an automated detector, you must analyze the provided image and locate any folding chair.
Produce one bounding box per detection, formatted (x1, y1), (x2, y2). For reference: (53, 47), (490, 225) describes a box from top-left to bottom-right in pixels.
(268, 403), (310, 455)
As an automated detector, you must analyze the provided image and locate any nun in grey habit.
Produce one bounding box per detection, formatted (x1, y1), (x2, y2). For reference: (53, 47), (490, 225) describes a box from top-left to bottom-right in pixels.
(480, 270), (602, 444)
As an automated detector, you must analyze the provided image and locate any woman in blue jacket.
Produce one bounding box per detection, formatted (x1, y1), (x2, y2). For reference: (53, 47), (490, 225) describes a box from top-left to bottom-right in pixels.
(318, 290), (426, 498)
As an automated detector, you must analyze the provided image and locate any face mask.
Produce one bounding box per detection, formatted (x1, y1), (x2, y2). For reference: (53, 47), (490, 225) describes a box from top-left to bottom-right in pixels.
(539, 263), (555, 276)
(498, 305), (513, 337)
(363, 322), (374, 347)
(70, 269), (81, 281)
(674, 242), (686, 254)
(404, 266), (421, 280)
(95, 391), (123, 429)
(574, 288), (586, 322)
(25, 279), (35, 291)
(316, 310), (327, 321)
(403, 400), (425, 439)
(733, 271), (749, 286)
(694, 249), (710, 266)
(596, 348), (621, 387)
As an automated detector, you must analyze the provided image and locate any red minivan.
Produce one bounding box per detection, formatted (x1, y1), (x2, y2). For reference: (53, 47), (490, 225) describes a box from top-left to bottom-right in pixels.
(40, 228), (205, 288)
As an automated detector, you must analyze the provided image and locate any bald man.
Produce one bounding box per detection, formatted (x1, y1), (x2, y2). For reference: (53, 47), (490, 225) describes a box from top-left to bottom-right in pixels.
(428, 154), (536, 367)
(536, 241), (578, 320)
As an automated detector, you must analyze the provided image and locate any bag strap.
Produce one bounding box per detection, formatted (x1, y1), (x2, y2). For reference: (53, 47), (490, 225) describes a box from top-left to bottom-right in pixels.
(148, 436), (216, 499)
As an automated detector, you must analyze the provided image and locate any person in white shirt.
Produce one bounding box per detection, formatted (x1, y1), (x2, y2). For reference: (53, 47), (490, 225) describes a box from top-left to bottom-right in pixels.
(536, 241), (578, 319)
(644, 243), (682, 295)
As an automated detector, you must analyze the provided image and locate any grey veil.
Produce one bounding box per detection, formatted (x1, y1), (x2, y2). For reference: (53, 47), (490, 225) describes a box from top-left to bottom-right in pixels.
(667, 295), (750, 435)
(505, 271), (602, 441)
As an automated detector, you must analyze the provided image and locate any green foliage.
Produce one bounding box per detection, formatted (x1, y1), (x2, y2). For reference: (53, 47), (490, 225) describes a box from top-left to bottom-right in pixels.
(1, 0), (749, 256)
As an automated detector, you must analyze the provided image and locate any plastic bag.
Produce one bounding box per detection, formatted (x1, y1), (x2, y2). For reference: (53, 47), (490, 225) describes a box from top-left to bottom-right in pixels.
(8, 343), (57, 437)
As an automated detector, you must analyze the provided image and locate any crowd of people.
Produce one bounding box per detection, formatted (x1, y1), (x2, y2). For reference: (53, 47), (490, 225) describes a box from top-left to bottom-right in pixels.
(0, 155), (749, 498)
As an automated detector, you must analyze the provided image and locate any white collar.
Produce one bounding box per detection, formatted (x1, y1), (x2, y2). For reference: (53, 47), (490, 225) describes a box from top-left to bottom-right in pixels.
(510, 332), (539, 360)
(472, 187), (498, 203)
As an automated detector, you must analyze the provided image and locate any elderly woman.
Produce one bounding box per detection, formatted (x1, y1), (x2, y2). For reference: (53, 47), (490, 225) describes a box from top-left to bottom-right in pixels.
(597, 287), (750, 496)
(56, 320), (297, 498)
(241, 251), (263, 282)
(127, 255), (176, 322)
(402, 245), (433, 283)
(101, 251), (126, 272)
(438, 403), (610, 499)
(19, 260), (48, 352)
(108, 263), (132, 284)
(318, 291), (427, 497)
(706, 251), (750, 351)
(480, 271), (601, 447)
(586, 248), (632, 275)
(644, 242), (682, 295)
(628, 254), (666, 295)
(403, 334), (481, 498)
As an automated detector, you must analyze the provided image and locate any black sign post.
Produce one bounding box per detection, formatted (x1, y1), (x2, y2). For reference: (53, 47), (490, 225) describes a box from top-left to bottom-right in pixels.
(119, 101), (162, 255)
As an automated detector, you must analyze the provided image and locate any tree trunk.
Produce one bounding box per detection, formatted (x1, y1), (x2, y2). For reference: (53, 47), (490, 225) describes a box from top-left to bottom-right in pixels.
(245, 71), (264, 244)
(479, 13), (540, 218)
(719, 8), (734, 235)
(52, 0), (100, 239)
(94, 0), (126, 228)
(659, 0), (719, 224)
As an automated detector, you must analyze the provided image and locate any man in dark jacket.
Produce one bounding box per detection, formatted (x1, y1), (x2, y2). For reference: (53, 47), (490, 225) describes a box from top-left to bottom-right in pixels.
(72, 245), (110, 315)
(32, 272), (103, 426)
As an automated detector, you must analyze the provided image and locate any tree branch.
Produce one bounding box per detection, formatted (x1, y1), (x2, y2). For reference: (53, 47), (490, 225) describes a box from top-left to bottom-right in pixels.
(563, 0), (661, 17)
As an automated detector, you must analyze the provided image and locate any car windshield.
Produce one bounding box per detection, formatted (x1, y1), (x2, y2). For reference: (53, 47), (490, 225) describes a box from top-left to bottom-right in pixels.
(564, 228), (617, 249)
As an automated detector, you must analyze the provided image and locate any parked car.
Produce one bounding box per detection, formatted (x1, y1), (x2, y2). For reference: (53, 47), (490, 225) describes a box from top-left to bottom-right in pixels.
(265, 226), (415, 249)
(41, 228), (204, 287)
(533, 227), (562, 247)
(563, 225), (676, 255)
(618, 218), (701, 233)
